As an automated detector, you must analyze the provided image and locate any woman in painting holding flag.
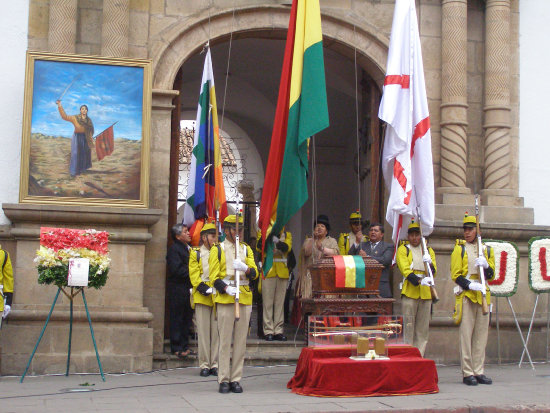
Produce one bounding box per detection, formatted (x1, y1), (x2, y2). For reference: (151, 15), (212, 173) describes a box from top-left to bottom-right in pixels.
(56, 100), (94, 177)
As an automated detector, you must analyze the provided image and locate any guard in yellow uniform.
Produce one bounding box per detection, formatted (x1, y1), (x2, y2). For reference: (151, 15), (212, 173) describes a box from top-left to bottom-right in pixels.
(338, 211), (363, 255)
(396, 221), (436, 357)
(0, 245), (14, 324)
(211, 215), (258, 394)
(189, 223), (220, 377)
(451, 214), (495, 386)
(261, 229), (292, 341)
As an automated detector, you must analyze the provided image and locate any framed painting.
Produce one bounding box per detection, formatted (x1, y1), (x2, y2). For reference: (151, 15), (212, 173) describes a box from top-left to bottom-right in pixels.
(19, 51), (152, 208)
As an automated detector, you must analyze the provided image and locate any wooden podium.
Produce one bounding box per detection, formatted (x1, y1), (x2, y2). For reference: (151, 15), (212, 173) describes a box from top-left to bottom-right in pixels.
(301, 257), (394, 319)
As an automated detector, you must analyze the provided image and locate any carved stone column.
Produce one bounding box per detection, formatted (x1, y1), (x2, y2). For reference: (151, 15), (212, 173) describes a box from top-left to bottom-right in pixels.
(48, 0), (77, 54)
(439, 0), (469, 200)
(483, 0), (512, 195)
(101, 0), (130, 57)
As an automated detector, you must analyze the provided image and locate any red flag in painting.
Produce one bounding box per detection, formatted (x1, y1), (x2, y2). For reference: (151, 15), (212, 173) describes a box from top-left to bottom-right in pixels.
(95, 125), (115, 161)
(379, 0), (435, 256)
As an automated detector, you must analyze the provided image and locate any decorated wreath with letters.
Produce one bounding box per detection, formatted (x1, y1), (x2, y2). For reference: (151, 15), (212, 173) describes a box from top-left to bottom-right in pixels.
(485, 239), (519, 297)
(528, 237), (550, 294)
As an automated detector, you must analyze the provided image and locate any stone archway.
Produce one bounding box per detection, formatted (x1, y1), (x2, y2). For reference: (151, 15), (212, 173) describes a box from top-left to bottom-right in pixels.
(152, 6), (389, 90)
(146, 6), (390, 353)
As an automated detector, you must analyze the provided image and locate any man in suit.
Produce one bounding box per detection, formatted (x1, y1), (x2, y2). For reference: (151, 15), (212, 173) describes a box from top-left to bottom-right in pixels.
(348, 222), (394, 298)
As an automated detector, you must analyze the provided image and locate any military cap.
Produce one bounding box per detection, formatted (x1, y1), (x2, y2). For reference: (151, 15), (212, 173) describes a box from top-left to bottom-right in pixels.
(408, 220), (421, 233)
(200, 222), (217, 234)
(463, 213), (477, 228)
(223, 214), (243, 227)
(349, 211), (362, 222)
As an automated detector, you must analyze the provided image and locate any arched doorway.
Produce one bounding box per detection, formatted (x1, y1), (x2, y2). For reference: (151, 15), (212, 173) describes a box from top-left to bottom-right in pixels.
(155, 7), (389, 347)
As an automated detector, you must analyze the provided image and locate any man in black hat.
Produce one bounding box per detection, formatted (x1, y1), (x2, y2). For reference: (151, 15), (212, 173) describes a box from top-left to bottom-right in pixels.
(349, 223), (394, 298)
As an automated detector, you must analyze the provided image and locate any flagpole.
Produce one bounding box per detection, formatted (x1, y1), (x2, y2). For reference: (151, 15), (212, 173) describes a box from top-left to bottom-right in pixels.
(93, 121), (118, 139)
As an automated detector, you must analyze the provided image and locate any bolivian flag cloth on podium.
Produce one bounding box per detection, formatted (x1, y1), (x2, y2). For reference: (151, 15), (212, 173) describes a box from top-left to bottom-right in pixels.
(333, 255), (366, 288)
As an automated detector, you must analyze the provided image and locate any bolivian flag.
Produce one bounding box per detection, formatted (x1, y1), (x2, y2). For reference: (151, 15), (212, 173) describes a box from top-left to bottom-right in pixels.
(259, 0), (329, 274)
(183, 47), (228, 245)
(333, 256), (366, 288)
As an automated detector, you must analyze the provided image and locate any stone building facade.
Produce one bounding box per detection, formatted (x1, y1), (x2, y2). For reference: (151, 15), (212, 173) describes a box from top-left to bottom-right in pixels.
(1, 0), (548, 374)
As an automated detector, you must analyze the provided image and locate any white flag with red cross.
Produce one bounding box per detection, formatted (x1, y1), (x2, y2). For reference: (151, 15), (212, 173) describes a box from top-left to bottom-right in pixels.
(379, 0), (435, 256)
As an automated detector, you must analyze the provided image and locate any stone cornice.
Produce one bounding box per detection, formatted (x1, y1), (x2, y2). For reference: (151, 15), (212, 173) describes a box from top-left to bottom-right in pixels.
(2, 203), (162, 227)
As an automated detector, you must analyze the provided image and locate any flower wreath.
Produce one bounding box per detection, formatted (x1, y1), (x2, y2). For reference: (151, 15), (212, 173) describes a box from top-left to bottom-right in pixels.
(484, 239), (519, 297)
(34, 227), (110, 289)
(528, 237), (550, 294)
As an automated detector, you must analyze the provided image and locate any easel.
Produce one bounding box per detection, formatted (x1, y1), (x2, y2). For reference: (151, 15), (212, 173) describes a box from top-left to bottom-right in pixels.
(495, 296), (535, 369)
(20, 287), (105, 382)
(518, 292), (549, 368)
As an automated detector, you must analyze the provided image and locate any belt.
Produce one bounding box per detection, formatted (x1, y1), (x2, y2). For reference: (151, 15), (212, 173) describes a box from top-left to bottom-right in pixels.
(223, 278), (249, 287)
(273, 258), (287, 263)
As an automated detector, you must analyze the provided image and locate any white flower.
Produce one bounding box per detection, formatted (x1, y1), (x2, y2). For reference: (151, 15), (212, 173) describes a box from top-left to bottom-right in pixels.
(486, 241), (518, 297)
(529, 238), (550, 293)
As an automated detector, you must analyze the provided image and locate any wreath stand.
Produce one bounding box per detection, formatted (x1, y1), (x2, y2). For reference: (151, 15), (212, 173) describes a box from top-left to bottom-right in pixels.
(20, 287), (105, 383)
(495, 296), (535, 369)
(518, 292), (549, 368)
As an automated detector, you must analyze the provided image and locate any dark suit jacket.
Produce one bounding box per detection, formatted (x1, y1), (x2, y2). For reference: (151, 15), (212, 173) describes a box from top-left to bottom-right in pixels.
(348, 241), (394, 298)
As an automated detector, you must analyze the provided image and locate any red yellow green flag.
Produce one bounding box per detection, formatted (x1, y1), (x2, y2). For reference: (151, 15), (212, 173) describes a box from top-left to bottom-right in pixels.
(259, 0), (329, 274)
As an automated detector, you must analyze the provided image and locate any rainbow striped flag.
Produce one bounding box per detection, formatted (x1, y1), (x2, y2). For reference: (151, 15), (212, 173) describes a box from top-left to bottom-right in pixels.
(183, 47), (228, 245)
(259, 0), (329, 273)
(333, 255), (366, 288)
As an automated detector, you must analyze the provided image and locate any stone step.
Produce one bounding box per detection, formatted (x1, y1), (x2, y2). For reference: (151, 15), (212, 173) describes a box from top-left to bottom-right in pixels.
(154, 337), (306, 370)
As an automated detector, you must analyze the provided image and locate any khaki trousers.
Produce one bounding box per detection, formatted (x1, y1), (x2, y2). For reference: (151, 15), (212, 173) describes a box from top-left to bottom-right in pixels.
(262, 276), (287, 335)
(459, 297), (489, 377)
(402, 296), (431, 357)
(195, 303), (219, 370)
(216, 303), (252, 384)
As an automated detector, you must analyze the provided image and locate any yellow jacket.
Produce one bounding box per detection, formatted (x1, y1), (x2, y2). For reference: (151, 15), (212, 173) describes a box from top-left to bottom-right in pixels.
(0, 248), (14, 312)
(337, 232), (359, 255)
(211, 240), (258, 306)
(451, 239), (495, 306)
(396, 241), (437, 300)
(265, 231), (292, 279)
(189, 244), (222, 308)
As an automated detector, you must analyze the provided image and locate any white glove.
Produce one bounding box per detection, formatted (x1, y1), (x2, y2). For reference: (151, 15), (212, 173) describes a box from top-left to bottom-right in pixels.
(422, 253), (432, 265)
(468, 281), (484, 292)
(2, 304), (11, 319)
(233, 259), (248, 273)
(476, 256), (489, 269)
(205, 288), (213, 295)
(225, 286), (238, 296)
(420, 277), (432, 287)
(273, 236), (280, 244)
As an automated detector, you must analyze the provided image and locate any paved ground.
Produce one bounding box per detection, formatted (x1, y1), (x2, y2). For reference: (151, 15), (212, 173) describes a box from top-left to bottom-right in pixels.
(1, 362), (549, 412)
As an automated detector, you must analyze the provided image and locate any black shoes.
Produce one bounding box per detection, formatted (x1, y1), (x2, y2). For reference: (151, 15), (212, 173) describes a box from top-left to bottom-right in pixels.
(199, 368), (210, 377)
(463, 375), (478, 386)
(265, 333), (287, 341)
(475, 374), (492, 385)
(210, 367), (218, 376)
(219, 382), (231, 393)
(230, 381), (243, 393)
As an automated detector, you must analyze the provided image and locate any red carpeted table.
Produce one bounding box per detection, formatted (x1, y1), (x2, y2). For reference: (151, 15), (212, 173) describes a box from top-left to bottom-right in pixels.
(287, 345), (439, 397)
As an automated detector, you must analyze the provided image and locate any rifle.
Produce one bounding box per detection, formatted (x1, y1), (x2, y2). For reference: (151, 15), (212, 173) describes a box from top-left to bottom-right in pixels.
(234, 201), (241, 321)
(474, 195), (490, 315)
(414, 210), (439, 303)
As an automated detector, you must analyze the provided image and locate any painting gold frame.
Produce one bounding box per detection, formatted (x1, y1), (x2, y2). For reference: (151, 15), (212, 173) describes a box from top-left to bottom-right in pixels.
(19, 51), (152, 208)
